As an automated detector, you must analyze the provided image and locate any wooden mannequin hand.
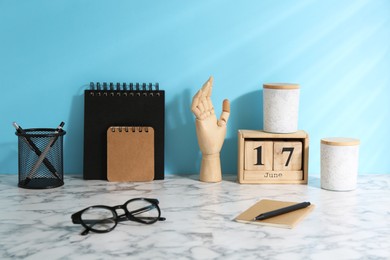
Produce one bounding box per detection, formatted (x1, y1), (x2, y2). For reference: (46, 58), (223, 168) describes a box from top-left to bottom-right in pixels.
(195, 104), (229, 155)
(191, 76), (230, 182)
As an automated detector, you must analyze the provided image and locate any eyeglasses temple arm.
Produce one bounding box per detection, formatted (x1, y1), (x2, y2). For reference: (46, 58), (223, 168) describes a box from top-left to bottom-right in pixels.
(128, 205), (156, 216)
(81, 228), (90, 236)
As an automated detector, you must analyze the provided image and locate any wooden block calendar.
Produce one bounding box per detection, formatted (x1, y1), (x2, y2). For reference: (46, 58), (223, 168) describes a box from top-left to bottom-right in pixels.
(238, 130), (309, 184)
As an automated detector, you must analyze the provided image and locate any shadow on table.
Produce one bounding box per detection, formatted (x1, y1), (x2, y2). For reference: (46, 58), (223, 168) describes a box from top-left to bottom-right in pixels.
(308, 175), (321, 189)
(169, 173), (237, 183)
(0, 175), (18, 188)
(222, 174), (322, 188)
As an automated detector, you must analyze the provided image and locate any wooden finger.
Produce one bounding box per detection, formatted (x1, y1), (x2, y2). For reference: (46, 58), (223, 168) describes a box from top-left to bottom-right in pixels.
(201, 76), (213, 98)
(192, 107), (202, 119)
(218, 99), (230, 126)
(222, 99), (230, 113)
(191, 89), (202, 112)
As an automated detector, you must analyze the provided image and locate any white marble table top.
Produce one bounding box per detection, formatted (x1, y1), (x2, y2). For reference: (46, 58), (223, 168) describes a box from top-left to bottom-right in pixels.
(0, 174), (389, 260)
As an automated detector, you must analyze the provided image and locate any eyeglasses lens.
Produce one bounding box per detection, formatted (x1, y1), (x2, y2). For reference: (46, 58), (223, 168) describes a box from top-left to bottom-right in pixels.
(81, 207), (116, 231)
(126, 200), (159, 223)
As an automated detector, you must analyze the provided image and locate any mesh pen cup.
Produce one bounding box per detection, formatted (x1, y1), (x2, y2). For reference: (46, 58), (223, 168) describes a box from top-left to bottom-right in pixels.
(321, 137), (360, 191)
(16, 128), (66, 189)
(263, 83), (300, 133)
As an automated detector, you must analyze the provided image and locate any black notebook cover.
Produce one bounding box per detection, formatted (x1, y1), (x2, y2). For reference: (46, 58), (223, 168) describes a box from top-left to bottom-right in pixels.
(83, 82), (165, 180)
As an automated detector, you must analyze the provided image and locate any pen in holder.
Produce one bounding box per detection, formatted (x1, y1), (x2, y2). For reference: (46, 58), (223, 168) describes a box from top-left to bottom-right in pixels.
(14, 122), (66, 189)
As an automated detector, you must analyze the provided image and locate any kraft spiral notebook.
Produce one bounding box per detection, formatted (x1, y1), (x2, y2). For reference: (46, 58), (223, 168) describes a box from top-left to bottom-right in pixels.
(84, 82), (165, 180)
(107, 126), (154, 182)
(235, 199), (314, 229)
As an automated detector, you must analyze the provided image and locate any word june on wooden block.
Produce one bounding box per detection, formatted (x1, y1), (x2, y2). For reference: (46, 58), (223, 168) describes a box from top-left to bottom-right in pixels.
(238, 130), (309, 184)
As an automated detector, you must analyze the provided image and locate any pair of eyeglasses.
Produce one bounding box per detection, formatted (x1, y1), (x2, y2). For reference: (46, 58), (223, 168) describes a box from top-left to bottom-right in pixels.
(71, 198), (166, 235)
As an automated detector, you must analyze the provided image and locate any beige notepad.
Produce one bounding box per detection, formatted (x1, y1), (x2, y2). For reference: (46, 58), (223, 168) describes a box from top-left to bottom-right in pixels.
(235, 199), (314, 229)
(107, 126), (154, 182)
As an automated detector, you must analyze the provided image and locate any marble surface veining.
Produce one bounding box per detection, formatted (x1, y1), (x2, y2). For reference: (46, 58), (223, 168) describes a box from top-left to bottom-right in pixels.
(0, 174), (389, 260)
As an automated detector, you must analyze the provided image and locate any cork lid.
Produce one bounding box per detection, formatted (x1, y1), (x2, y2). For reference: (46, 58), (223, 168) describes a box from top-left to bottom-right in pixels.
(263, 83), (300, 90)
(321, 137), (360, 146)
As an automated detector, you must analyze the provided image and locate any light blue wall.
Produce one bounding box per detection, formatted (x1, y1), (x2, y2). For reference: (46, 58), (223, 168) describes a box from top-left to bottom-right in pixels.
(1, 0), (389, 175)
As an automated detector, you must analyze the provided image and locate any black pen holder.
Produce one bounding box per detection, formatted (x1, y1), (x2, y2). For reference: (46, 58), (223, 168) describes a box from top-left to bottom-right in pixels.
(16, 128), (66, 189)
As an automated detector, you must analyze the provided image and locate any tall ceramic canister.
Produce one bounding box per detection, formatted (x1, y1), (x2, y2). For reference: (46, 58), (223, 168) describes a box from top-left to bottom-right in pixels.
(321, 137), (360, 191)
(263, 83), (300, 133)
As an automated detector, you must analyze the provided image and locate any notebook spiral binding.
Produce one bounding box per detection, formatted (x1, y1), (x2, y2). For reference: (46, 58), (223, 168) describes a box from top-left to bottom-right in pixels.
(109, 126), (150, 133)
(88, 82), (161, 97)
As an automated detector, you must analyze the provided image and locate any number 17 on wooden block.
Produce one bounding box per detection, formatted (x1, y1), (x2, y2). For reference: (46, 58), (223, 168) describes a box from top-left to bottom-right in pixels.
(238, 130), (309, 184)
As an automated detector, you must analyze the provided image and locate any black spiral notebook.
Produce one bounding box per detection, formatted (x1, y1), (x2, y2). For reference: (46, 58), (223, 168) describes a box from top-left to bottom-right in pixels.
(83, 82), (165, 180)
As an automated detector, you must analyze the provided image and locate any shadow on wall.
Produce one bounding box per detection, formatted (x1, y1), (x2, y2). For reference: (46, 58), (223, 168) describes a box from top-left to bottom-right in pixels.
(165, 88), (200, 174)
(0, 142), (17, 173)
(221, 89), (263, 174)
(65, 85), (86, 174)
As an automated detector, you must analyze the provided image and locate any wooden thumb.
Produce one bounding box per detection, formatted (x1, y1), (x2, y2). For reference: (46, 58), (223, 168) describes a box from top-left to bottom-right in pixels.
(218, 99), (230, 126)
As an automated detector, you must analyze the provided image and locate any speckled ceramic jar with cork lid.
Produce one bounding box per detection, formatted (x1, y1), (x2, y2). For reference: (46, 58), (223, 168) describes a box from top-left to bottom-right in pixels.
(263, 83), (300, 133)
(321, 137), (360, 191)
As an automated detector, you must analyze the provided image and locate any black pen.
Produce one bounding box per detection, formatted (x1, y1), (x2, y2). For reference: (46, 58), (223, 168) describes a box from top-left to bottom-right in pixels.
(253, 202), (311, 221)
